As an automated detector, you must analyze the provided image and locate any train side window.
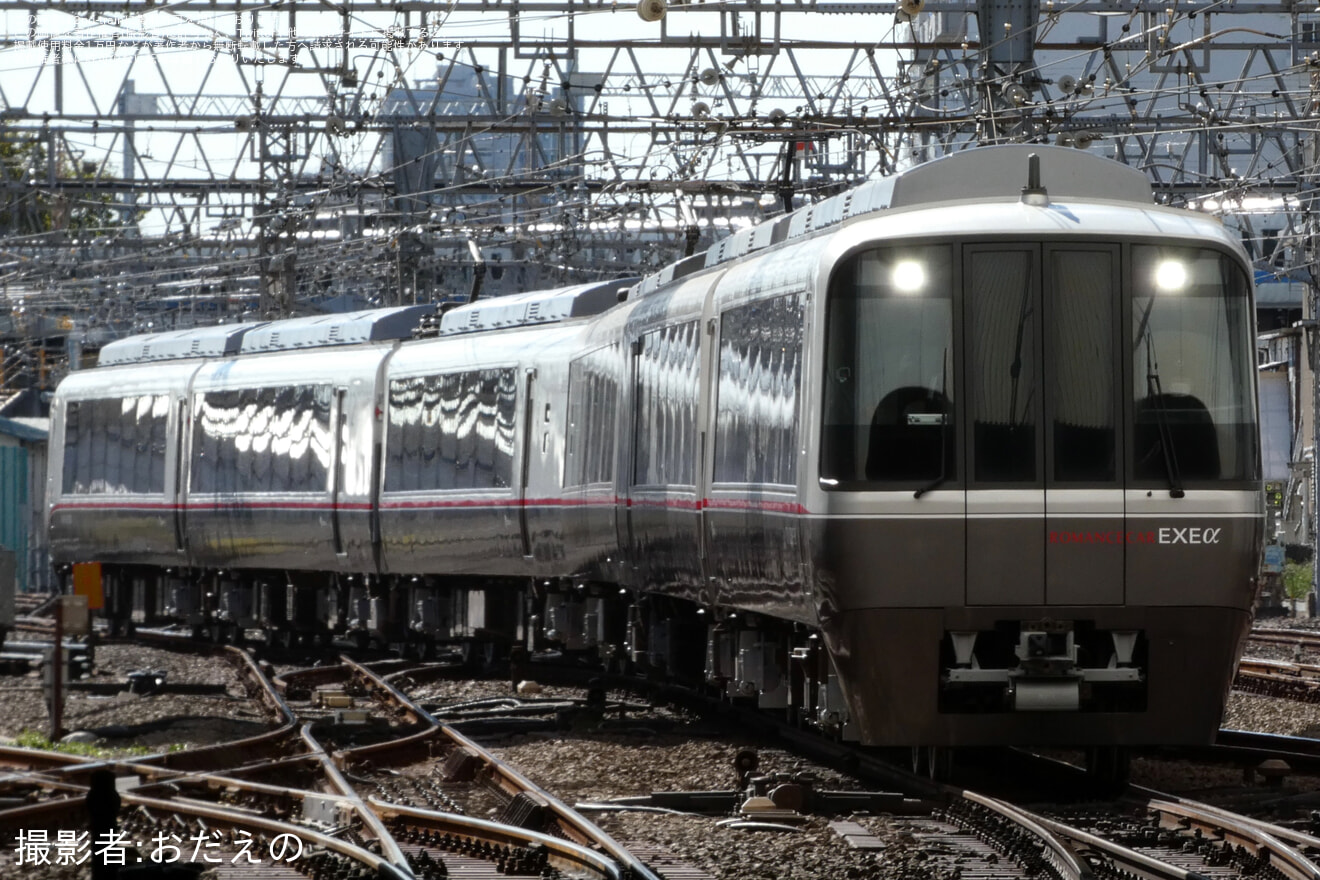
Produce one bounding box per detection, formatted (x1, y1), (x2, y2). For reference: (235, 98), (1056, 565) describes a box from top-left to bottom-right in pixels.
(820, 245), (954, 487)
(62, 395), (170, 496)
(633, 322), (700, 487)
(714, 293), (804, 486)
(191, 385), (332, 494)
(383, 368), (517, 493)
(1049, 249), (1116, 483)
(1130, 246), (1257, 483)
(566, 346), (619, 487)
(61, 401), (81, 494)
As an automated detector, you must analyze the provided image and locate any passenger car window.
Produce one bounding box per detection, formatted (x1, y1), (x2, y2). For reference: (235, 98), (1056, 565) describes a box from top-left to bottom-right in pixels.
(384, 369), (517, 492)
(821, 245), (954, 487)
(191, 386), (332, 493)
(62, 395), (169, 495)
(715, 294), (804, 486)
(1131, 246), (1256, 484)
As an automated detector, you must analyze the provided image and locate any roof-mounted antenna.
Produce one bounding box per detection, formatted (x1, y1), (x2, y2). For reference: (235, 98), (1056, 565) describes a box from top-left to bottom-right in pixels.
(467, 239), (486, 304)
(1021, 153), (1049, 207)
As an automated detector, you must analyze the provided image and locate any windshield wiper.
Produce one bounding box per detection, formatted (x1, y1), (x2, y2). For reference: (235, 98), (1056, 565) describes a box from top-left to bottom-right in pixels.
(1136, 297), (1185, 499)
(1008, 269), (1034, 427)
(913, 428), (948, 499)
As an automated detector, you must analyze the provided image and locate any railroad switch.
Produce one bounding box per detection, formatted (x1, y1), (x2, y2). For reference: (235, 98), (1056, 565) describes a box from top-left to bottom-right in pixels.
(315, 687), (354, 709)
(331, 708), (372, 726)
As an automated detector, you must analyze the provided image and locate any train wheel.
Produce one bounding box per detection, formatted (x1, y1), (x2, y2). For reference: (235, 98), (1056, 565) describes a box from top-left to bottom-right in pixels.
(928, 747), (954, 781)
(912, 746), (954, 781)
(463, 640), (496, 670)
(1086, 746), (1130, 795)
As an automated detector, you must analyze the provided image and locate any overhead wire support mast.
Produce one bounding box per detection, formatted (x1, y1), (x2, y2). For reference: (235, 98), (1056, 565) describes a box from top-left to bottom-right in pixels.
(1, 0), (1318, 411)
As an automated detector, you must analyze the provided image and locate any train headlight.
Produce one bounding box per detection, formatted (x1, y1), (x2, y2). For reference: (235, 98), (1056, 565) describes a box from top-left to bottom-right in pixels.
(1154, 259), (1188, 292)
(892, 260), (927, 293)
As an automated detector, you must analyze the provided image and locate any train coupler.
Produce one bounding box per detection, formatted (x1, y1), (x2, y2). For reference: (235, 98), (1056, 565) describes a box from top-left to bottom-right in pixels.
(941, 622), (1145, 713)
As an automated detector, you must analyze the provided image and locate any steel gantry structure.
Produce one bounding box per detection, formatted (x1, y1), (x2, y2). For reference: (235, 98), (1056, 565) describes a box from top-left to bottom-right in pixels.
(0, 0), (1316, 373)
(1, 0), (1319, 599)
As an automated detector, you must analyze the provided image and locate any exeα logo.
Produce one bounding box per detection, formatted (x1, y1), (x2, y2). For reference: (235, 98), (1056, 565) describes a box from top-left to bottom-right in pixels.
(1158, 527), (1222, 545)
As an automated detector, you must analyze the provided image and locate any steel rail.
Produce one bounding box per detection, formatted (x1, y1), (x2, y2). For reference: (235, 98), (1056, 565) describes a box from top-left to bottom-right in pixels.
(1130, 784), (1320, 873)
(338, 655), (665, 880)
(133, 646), (303, 772)
(960, 792), (1094, 880)
(0, 649), (652, 880)
(274, 656), (424, 699)
(370, 798), (625, 880)
(0, 787), (407, 878)
(123, 790), (412, 880)
(0, 646), (295, 781)
(1033, 811), (1214, 880)
(1234, 659), (1320, 702)
(1138, 796), (1320, 880)
(1247, 629), (1320, 648)
(1215, 727), (1320, 762)
(298, 721), (414, 875)
(1238, 658), (1320, 675)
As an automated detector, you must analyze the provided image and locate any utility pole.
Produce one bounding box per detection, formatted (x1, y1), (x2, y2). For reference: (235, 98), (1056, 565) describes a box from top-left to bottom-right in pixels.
(1308, 62), (1320, 616)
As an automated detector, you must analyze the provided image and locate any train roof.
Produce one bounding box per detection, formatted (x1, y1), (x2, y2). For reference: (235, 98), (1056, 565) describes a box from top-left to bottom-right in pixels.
(630, 144), (1155, 299)
(237, 304), (433, 353)
(435, 278), (635, 336)
(98, 323), (254, 366)
(96, 304), (434, 366)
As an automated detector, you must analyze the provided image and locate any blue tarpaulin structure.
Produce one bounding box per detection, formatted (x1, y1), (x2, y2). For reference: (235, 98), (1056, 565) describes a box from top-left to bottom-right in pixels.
(0, 416), (48, 591)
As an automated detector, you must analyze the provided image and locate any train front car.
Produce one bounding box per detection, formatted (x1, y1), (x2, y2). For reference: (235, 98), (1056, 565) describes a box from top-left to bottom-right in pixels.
(804, 146), (1262, 764)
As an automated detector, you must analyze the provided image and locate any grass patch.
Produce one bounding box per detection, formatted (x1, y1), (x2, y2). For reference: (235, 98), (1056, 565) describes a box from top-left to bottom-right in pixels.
(13, 730), (185, 758)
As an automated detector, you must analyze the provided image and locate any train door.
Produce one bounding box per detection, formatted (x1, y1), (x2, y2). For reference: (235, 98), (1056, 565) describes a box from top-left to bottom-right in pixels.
(625, 321), (704, 595)
(964, 245), (1045, 605)
(617, 340), (639, 582)
(519, 368), (537, 559)
(1042, 245), (1124, 605)
(172, 396), (189, 557)
(964, 243), (1124, 607)
(331, 387), (348, 559)
(696, 314), (717, 593)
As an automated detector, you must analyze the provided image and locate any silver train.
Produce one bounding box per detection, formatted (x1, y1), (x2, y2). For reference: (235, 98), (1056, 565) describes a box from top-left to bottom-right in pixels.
(47, 146), (1263, 769)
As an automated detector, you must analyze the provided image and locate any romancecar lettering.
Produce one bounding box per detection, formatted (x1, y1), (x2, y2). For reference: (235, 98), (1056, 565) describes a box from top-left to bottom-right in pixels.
(1048, 528), (1224, 545)
(1049, 531), (1156, 545)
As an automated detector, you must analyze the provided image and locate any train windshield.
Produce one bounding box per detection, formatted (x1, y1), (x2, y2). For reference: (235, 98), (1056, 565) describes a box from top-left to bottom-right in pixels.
(820, 240), (1256, 491)
(1131, 245), (1257, 485)
(820, 245), (955, 486)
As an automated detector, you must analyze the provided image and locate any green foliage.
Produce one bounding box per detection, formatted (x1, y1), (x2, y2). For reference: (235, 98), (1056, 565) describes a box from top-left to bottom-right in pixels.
(1284, 561), (1314, 601)
(13, 729), (164, 759)
(0, 124), (135, 237)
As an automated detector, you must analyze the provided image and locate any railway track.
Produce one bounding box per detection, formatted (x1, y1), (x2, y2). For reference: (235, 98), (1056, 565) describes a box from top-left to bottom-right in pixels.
(1231, 627), (1320, 701)
(4, 622), (1320, 878)
(1234, 657), (1320, 702)
(0, 640), (667, 879)
(1247, 628), (1320, 651)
